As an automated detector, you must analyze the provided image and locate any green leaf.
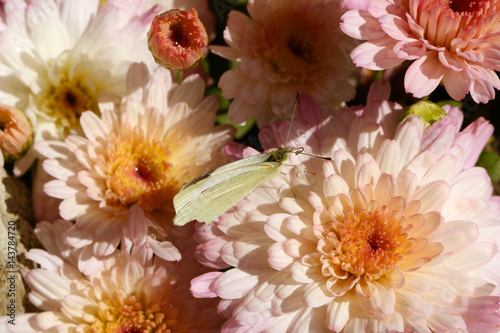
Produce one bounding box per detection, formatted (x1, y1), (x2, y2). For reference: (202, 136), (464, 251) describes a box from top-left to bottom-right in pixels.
(477, 151), (500, 183)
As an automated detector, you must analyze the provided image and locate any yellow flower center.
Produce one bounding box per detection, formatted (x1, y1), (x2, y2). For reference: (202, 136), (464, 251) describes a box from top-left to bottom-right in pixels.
(320, 205), (415, 282)
(90, 293), (179, 333)
(43, 78), (98, 135)
(103, 131), (180, 212)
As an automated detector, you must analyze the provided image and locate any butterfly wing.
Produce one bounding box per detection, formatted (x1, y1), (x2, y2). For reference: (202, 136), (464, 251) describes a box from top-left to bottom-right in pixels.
(173, 161), (281, 226)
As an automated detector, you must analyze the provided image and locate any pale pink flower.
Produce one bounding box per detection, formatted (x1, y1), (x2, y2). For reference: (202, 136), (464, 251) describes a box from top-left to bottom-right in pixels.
(340, 0), (500, 103)
(212, 0), (358, 127)
(191, 82), (500, 332)
(0, 0), (160, 175)
(35, 63), (235, 262)
(1, 219), (223, 333)
(0, 104), (33, 161)
(148, 8), (209, 70)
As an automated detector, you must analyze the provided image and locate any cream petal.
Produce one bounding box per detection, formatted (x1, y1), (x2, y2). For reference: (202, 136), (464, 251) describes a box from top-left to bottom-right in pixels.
(374, 173), (397, 206)
(26, 1), (71, 60)
(59, 195), (91, 220)
(214, 269), (259, 299)
(27, 269), (70, 300)
(444, 242), (496, 272)
(268, 242), (294, 270)
(323, 174), (350, 206)
(432, 220), (478, 253)
(413, 180), (450, 212)
(303, 281), (334, 308)
(375, 140), (402, 174)
(43, 179), (78, 199)
(146, 238), (182, 261)
(356, 158), (381, 188)
(327, 298), (350, 332)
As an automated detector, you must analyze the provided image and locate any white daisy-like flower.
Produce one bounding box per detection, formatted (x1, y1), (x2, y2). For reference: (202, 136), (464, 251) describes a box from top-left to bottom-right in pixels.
(35, 63), (235, 263)
(0, 0), (159, 175)
(191, 82), (500, 332)
(1, 219), (223, 333)
(211, 0), (359, 127)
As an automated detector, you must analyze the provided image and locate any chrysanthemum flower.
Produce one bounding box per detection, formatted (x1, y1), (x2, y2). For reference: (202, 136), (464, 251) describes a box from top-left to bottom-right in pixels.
(0, 0), (160, 175)
(0, 104), (33, 161)
(191, 82), (500, 332)
(1, 219), (223, 333)
(212, 0), (358, 127)
(340, 0), (500, 103)
(35, 63), (235, 262)
(148, 8), (209, 70)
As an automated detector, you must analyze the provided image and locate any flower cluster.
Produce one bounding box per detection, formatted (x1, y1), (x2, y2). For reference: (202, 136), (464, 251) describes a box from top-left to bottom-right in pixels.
(0, 0), (499, 332)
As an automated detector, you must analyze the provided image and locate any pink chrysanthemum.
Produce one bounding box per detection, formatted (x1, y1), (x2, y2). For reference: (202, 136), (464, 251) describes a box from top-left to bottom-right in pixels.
(0, 0), (160, 175)
(191, 83), (500, 332)
(212, 0), (358, 127)
(340, 0), (500, 103)
(1, 219), (223, 332)
(35, 63), (235, 262)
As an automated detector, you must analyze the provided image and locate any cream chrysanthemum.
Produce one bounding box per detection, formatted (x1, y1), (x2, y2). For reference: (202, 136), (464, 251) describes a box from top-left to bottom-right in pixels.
(1, 219), (223, 333)
(35, 63), (235, 263)
(191, 83), (500, 332)
(0, 0), (159, 175)
(211, 0), (358, 127)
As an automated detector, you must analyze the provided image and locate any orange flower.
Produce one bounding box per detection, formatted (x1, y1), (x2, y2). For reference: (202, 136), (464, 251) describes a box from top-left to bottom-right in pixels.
(148, 8), (208, 70)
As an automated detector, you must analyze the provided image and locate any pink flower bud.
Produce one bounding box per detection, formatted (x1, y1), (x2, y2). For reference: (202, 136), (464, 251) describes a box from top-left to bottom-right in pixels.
(0, 105), (33, 161)
(147, 8), (208, 70)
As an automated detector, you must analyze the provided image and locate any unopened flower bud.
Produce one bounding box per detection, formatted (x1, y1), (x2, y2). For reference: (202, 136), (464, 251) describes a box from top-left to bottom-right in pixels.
(147, 8), (208, 70)
(0, 105), (33, 162)
(402, 100), (446, 127)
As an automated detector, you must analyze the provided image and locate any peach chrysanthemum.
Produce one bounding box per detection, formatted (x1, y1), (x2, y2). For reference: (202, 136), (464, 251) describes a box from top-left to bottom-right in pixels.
(1, 219), (223, 333)
(340, 0), (500, 103)
(35, 63), (235, 263)
(212, 0), (358, 127)
(191, 83), (500, 332)
(0, 0), (159, 175)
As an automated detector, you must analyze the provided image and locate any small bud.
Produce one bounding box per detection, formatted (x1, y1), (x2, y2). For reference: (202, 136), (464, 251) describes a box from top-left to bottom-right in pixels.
(0, 104), (33, 162)
(401, 100), (447, 127)
(147, 8), (208, 70)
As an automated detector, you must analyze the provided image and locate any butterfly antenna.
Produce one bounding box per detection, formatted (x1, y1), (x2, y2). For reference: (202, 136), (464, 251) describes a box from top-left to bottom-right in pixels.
(285, 91), (301, 144)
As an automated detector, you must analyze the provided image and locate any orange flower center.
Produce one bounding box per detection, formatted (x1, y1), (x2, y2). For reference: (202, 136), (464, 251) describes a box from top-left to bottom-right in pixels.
(319, 205), (415, 282)
(90, 293), (180, 333)
(103, 132), (180, 213)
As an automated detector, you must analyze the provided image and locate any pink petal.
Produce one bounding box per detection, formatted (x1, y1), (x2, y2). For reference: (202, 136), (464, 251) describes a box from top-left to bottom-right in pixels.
(340, 10), (386, 40)
(351, 37), (404, 70)
(404, 53), (445, 97)
(191, 271), (224, 298)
